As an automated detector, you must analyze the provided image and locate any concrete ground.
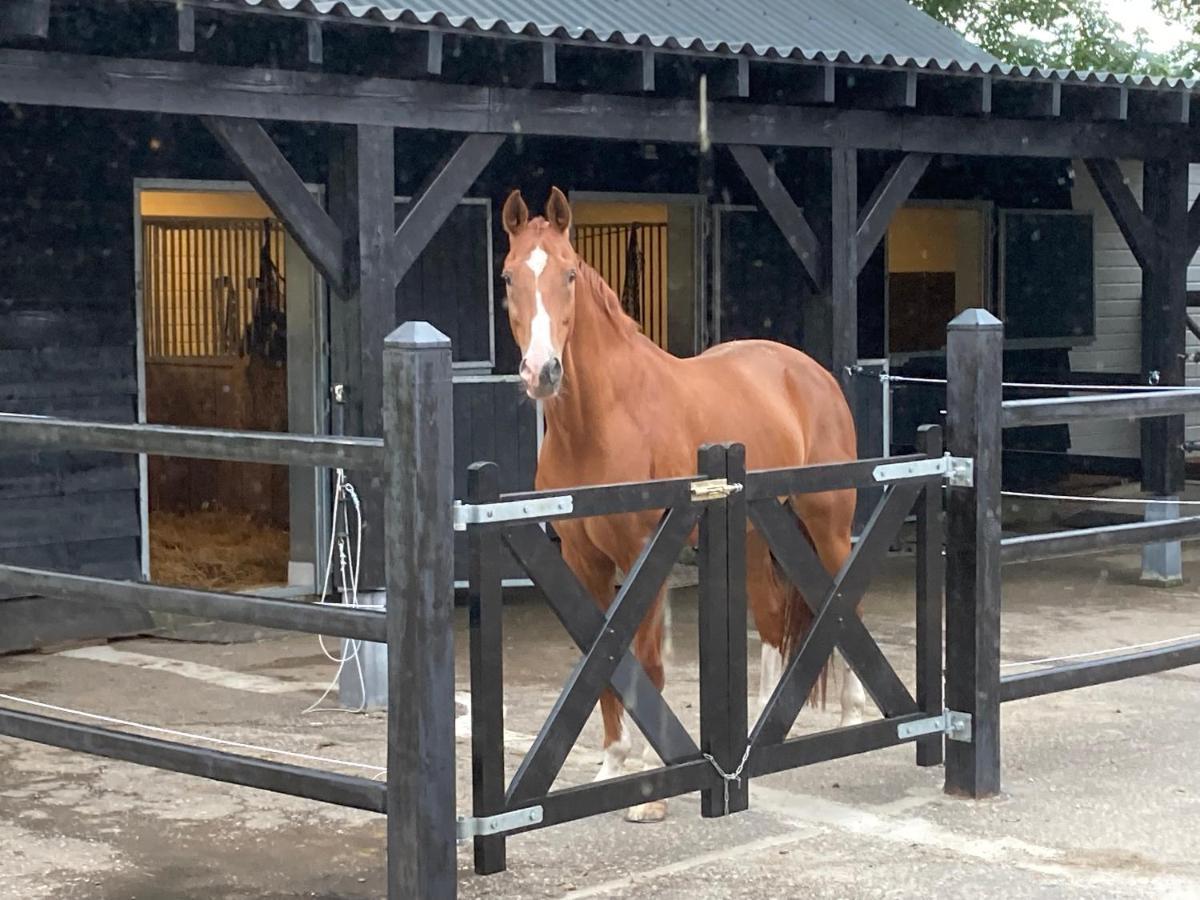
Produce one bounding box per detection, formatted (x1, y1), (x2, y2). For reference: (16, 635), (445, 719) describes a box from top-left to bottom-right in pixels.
(1, 545), (1199, 899)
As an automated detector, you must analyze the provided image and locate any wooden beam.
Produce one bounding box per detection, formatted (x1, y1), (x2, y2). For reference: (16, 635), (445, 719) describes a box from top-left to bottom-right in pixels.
(0, 49), (1195, 161)
(1083, 158), (1155, 271)
(1127, 86), (1189, 126)
(1188, 193), (1200, 259)
(619, 48), (656, 93)
(709, 57), (749, 99)
(177, 6), (196, 54)
(991, 79), (1061, 118)
(1140, 157), (1189, 497)
(0, 0), (50, 40)
(856, 152), (933, 269)
(831, 147), (858, 381)
(756, 63), (834, 105)
(499, 41), (556, 88)
(395, 30), (443, 78)
(917, 74), (990, 116)
(840, 69), (917, 110)
(306, 21), (323, 66)
(202, 116), (348, 296)
(389, 133), (505, 287)
(1060, 84), (1127, 121)
(728, 144), (824, 289)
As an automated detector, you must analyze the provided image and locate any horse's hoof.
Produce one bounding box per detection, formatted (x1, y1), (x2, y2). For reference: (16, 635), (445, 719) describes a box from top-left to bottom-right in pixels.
(625, 800), (668, 823)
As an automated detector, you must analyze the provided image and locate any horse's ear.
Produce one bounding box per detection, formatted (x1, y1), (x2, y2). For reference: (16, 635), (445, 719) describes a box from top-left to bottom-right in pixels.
(502, 190), (529, 237)
(546, 186), (572, 235)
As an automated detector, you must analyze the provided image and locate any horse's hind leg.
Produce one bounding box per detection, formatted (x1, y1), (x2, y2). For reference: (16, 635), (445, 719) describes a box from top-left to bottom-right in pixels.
(793, 489), (866, 727)
(623, 586), (669, 823)
(745, 531), (787, 724)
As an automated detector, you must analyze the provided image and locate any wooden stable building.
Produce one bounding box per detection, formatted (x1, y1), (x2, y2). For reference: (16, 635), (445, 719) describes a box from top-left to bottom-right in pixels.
(2, 0), (1200, 649)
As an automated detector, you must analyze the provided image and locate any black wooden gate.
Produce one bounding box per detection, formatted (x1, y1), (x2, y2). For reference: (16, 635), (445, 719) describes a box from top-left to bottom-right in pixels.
(461, 427), (948, 874)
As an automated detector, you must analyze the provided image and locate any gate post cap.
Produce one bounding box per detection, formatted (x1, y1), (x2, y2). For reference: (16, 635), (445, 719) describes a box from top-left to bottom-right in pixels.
(385, 321), (451, 350)
(947, 308), (1002, 330)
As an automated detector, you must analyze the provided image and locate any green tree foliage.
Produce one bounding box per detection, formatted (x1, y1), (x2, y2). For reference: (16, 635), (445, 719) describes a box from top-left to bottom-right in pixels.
(913, 0), (1190, 75)
(1152, 0), (1200, 75)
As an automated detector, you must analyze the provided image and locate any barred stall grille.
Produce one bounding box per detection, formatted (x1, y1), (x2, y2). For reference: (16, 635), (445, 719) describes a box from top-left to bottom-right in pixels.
(141, 217), (287, 361)
(573, 222), (669, 350)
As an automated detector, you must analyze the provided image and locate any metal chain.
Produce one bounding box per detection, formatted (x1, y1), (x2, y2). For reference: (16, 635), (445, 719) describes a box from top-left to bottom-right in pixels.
(702, 743), (753, 814)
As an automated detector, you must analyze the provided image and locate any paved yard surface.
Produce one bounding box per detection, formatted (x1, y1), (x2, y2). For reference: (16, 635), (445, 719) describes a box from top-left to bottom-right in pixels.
(1, 546), (1199, 899)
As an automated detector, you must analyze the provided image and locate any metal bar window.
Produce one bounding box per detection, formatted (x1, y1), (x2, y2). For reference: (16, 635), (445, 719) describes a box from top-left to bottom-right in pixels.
(141, 217), (286, 361)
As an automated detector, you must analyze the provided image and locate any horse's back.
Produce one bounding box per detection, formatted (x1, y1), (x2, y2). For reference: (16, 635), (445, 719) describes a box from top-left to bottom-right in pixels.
(677, 338), (856, 470)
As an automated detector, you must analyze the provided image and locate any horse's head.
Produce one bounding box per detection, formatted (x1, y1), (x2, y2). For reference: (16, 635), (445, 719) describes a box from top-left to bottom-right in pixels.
(500, 186), (578, 400)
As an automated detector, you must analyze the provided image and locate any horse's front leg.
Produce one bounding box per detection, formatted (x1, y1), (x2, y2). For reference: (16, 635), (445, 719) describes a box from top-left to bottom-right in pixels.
(557, 532), (626, 782)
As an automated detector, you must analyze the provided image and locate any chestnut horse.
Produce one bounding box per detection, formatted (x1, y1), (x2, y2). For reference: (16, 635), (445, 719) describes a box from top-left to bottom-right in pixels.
(500, 187), (864, 822)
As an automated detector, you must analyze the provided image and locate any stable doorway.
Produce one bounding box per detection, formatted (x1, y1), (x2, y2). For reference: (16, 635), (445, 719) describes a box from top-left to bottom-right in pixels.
(134, 182), (325, 593)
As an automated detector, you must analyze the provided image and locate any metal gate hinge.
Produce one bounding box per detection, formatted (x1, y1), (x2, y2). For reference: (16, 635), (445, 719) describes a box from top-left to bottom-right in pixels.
(689, 478), (744, 503)
(872, 453), (973, 488)
(897, 709), (973, 743)
(456, 806), (543, 842)
(453, 496), (573, 531)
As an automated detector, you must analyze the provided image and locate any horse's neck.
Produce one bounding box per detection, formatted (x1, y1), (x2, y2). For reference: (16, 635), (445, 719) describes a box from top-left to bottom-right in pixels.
(544, 273), (660, 444)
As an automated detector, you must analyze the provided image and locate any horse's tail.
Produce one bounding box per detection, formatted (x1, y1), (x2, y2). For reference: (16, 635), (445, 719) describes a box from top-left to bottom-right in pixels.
(770, 517), (830, 710)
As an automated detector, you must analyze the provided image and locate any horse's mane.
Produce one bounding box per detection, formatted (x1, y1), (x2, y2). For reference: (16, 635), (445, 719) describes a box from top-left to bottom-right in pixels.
(575, 257), (641, 338)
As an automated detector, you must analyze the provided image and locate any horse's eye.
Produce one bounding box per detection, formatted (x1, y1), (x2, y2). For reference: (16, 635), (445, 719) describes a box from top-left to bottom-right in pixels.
(566, 269), (577, 284)
(501, 271), (513, 286)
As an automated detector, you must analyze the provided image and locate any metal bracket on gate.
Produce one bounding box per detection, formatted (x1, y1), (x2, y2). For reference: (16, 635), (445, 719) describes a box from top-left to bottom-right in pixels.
(456, 806), (543, 842)
(873, 453), (974, 488)
(689, 478), (744, 503)
(453, 496), (573, 531)
(897, 709), (973, 743)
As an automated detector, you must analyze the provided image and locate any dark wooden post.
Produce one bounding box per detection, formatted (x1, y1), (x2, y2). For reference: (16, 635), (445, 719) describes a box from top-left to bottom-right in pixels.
(697, 443), (749, 816)
(1140, 158), (1188, 585)
(943, 309), (1003, 799)
(915, 424), (945, 768)
(382, 322), (456, 899)
(467, 461), (506, 874)
(830, 146), (859, 389)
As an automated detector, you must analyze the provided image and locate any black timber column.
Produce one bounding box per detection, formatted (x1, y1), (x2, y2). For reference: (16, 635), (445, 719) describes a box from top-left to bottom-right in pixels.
(1141, 158), (1188, 499)
(830, 147), (859, 388)
(329, 125), (396, 590)
(944, 309), (1004, 799)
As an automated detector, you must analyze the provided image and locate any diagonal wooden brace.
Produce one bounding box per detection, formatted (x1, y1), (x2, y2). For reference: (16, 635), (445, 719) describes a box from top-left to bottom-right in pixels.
(750, 484), (922, 748)
(750, 493), (921, 712)
(506, 506), (699, 804)
(389, 133), (505, 287)
(728, 144), (824, 290)
(502, 523), (699, 765)
(1084, 158), (1156, 272)
(748, 495), (917, 721)
(856, 152), (933, 269)
(203, 116), (349, 297)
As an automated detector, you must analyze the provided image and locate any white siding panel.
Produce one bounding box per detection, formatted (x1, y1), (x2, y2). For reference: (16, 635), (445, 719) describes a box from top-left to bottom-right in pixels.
(1186, 165), (1200, 448)
(1068, 159), (1141, 457)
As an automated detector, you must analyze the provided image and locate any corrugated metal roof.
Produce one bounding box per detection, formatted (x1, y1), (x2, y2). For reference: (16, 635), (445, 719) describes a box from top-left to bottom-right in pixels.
(213, 0), (1197, 90)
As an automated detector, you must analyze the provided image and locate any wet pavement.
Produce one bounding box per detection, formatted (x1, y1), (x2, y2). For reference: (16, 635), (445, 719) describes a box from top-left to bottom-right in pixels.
(1, 545), (1199, 898)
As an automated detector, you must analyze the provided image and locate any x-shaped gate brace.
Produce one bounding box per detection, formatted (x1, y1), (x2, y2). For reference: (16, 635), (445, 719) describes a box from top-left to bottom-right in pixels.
(747, 482), (924, 749)
(468, 457), (960, 834)
(503, 505), (701, 805)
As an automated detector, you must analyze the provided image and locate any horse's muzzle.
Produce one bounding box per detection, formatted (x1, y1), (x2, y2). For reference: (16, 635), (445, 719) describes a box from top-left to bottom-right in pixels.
(520, 356), (562, 399)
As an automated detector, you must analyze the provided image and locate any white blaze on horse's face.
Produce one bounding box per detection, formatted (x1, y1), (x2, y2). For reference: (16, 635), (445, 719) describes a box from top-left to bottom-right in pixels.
(522, 245), (555, 382)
